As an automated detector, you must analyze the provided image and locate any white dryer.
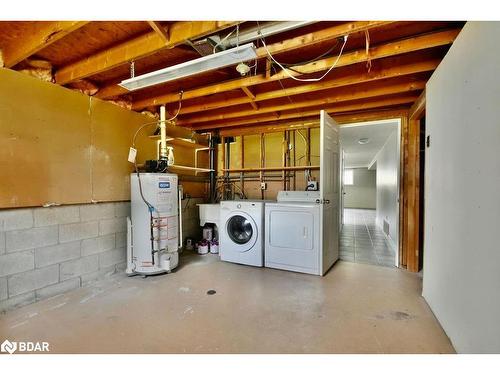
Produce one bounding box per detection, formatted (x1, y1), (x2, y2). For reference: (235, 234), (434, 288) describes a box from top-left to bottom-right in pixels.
(219, 200), (264, 267)
(265, 191), (330, 275)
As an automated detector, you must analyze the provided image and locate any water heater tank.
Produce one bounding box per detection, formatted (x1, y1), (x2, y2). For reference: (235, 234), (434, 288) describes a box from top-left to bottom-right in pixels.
(126, 173), (179, 276)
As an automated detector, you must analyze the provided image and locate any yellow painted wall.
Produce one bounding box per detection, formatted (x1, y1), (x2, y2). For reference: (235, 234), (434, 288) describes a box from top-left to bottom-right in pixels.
(0, 68), (206, 208)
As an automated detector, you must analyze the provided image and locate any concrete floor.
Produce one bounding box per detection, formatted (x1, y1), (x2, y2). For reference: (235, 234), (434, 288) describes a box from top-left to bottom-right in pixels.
(0, 253), (454, 353)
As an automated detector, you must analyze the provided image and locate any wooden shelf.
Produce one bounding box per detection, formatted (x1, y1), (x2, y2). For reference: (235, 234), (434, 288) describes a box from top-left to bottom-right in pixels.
(222, 165), (319, 173)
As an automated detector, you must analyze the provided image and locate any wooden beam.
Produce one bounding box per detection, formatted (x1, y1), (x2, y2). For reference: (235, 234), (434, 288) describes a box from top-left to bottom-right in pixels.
(132, 28), (460, 109)
(147, 21), (169, 43)
(55, 21), (240, 85)
(218, 108), (410, 136)
(3, 21), (89, 68)
(240, 87), (258, 110)
(192, 95), (418, 130)
(409, 89), (426, 119)
(97, 21), (391, 100)
(254, 20), (394, 59)
(176, 55), (439, 116)
(179, 79), (426, 125)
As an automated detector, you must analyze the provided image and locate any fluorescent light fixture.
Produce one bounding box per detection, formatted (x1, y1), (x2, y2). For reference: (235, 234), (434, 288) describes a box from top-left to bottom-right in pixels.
(119, 43), (257, 91)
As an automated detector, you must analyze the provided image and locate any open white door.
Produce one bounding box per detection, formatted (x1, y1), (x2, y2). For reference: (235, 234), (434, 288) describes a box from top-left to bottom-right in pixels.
(319, 110), (340, 275)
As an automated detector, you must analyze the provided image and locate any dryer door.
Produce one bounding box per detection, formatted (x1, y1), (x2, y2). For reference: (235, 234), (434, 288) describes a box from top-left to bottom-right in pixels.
(225, 211), (258, 252)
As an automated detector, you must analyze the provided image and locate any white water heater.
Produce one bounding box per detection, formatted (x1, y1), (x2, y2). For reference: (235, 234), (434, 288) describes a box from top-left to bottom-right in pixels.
(126, 173), (179, 276)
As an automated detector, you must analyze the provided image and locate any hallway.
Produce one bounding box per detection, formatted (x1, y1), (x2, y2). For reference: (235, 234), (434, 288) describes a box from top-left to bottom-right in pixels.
(340, 209), (396, 268)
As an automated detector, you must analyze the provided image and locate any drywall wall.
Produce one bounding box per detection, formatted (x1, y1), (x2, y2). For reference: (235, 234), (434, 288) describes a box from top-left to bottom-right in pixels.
(344, 168), (376, 209)
(422, 22), (500, 353)
(375, 130), (399, 250)
(0, 68), (207, 208)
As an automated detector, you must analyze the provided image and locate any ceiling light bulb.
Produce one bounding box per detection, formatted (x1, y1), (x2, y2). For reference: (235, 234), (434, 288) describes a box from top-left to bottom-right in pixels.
(358, 138), (370, 145)
(236, 62), (251, 76)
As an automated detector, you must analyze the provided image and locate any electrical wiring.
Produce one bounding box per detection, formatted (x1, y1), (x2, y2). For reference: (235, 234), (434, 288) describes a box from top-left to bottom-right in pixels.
(259, 33), (349, 82)
(212, 27), (237, 54)
(279, 39), (340, 68)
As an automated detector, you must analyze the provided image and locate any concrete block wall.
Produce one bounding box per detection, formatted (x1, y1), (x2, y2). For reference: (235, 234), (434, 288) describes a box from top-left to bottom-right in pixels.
(0, 202), (130, 311)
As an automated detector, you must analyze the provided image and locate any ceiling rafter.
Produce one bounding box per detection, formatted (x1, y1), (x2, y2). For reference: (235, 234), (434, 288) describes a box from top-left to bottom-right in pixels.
(191, 94), (419, 130)
(96, 20), (393, 100)
(218, 108), (410, 136)
(54, 21), (241, 85)
(176, 55), (440, 116)
(131, 28), (460, 110)
(2, 21), (89, 68)
(178, 78), (426, 126)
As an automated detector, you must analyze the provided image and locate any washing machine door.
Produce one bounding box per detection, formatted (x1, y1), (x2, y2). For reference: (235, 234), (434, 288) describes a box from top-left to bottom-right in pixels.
(225, 211), (258, 252)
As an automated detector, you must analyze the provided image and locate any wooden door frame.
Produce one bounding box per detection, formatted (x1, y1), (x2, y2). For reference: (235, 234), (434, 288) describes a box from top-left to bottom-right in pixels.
(401, 90), (426, 272)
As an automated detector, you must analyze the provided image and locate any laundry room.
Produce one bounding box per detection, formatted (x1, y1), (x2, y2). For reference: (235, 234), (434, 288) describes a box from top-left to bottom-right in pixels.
(1, 4), (500, 371)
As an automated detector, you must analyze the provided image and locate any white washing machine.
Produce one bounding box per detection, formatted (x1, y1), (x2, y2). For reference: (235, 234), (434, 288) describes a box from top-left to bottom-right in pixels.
(219, 200), (264, 267)
(265, 191), (323, 275)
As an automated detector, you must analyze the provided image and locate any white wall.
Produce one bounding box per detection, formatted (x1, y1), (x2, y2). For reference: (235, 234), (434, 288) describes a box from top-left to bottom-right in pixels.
(375, 130), (399, 250)
(423, 22), (500, 353)
(344, 168), (376, 209)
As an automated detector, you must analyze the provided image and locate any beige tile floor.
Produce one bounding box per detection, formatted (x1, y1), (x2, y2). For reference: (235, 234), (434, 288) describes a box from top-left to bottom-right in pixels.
(340, 209), (397, 267)
(0, 253), (454, 353)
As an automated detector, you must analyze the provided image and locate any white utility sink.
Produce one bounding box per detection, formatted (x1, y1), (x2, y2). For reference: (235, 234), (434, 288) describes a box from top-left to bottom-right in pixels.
(198, 203), (220, 227)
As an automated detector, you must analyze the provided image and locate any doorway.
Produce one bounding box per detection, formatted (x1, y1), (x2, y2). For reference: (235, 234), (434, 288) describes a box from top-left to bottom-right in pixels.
(338, 119), (401, 268)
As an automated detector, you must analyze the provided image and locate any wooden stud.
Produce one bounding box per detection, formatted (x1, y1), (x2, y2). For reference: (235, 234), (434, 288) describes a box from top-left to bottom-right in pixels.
(240, 135), (245, 195)
(179, 79), (426, 125)
(55, 21), (240, 84)
(131, 28), (459, 109)
(147, 21), (169, 43)
(3, 21), (89, 68)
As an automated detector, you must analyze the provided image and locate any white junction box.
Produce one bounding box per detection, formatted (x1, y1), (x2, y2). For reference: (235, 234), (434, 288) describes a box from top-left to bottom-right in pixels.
(127, 173), (179, 276)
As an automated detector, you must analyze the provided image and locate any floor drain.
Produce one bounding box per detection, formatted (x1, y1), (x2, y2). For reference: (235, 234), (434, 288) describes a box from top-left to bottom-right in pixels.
(207, 289), (216, 295)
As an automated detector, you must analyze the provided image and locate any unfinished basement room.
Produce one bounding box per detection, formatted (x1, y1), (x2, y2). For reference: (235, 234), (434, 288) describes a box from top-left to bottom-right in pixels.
(1, 1), (499, 372)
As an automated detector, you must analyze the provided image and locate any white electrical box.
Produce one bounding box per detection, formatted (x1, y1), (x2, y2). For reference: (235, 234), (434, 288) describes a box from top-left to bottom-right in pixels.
(126, 173), (179, 276)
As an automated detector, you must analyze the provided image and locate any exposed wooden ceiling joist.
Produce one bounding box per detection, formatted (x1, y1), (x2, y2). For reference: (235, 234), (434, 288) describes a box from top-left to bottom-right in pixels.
(2, 21), (89, 68)
(179, 78), (426, 126)
(218, 108), (410, 136)
(192, 94), (419, 130)
(177, 55), (440, 116)
(54, 21), (240, 85)
(96, 20), (393, 100)
(132, 28), (460, 110)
